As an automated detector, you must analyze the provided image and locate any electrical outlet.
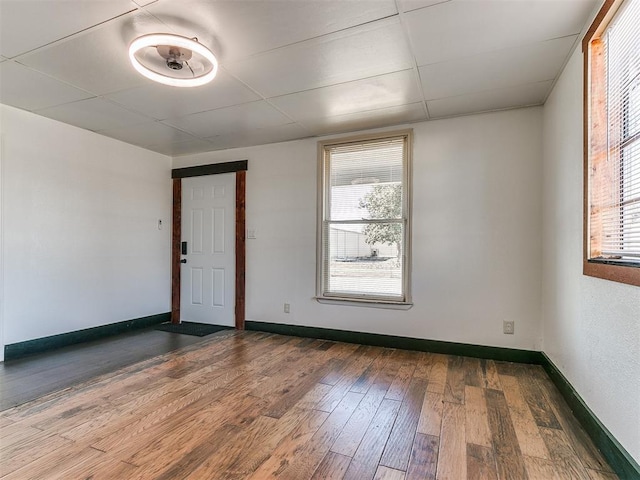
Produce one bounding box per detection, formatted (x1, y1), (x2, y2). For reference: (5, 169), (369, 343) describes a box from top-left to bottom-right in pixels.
(503, 321), (515, 335)
(284, 303), (290, 314)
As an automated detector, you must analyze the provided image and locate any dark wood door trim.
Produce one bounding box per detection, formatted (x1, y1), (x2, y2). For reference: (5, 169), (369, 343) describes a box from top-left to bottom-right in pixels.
(172, 160), (248, 179)
(171, 178), (182, 324)
(235, 171), (246, 330)
(171, 161), (248, 329)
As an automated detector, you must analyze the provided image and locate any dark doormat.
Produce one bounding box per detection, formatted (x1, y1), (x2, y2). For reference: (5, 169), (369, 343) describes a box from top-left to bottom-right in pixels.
(154, 322), (229, 337)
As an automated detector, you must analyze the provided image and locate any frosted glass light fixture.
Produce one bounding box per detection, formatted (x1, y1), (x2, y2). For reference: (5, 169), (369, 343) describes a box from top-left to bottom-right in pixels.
(129, 34), (218, 87)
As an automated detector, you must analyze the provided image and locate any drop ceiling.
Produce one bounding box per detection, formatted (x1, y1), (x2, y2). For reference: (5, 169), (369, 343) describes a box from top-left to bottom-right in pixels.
(0, 0), (598, 156)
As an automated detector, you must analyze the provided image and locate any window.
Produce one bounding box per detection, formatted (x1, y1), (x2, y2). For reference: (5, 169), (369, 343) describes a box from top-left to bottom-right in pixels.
(317, 130), (412, 304)
(584, 0), (640, 287)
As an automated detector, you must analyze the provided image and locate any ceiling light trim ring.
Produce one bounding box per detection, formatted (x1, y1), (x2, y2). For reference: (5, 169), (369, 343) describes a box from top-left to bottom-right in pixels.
(129, 33), (218, 88)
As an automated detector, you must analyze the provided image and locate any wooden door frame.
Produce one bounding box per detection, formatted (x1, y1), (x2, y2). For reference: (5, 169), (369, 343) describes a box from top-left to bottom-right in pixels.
(171, 160), (247, 330)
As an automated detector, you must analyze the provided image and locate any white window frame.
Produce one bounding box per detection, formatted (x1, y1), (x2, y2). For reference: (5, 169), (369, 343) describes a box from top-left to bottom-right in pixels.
(316, 130), (413, 307)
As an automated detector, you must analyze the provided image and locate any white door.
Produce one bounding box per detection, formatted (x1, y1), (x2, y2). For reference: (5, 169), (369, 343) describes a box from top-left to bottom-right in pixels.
(180, 173), (235, 326)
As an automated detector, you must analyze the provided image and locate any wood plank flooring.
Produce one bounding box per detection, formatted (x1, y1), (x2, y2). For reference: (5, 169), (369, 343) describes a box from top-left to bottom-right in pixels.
(0, 327), (204, 410)
(0, 331), (618, 479)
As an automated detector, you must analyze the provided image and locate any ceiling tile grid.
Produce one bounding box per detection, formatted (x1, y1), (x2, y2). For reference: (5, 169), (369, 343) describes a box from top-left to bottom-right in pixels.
(15, 10), (175, 96)
(426, 80), (554, 119)
(161, 100), (294, 139)
(148, 138), (218, 157)
(0, 0), (138, 59)
(223, 17), (415, 98)
(0, 61), (94, 111)
(404, 0), (594, 66)
(418, 35), (578, 101)
(35, 97), (152, 132)
(0, 0), (600, 155)
(206, 123), (313, 152)
(302, 102), (428, 136)
(143, 0), (399, 63)
(97, 121), (199, 148)
(104, 68), (261, 120)
(268, 69), (424, 123)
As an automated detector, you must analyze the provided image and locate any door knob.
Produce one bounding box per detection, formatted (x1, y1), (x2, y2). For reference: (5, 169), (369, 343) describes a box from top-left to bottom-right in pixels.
(180, 259), (187, 264)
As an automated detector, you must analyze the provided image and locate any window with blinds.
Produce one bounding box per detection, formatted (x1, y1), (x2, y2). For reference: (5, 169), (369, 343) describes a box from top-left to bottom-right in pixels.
(586, 0), (640, 282)
(317, 131), (412, 303)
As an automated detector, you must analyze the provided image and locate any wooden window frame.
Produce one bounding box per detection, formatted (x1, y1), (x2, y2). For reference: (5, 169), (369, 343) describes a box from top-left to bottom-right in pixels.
(583, 0), (640, 287)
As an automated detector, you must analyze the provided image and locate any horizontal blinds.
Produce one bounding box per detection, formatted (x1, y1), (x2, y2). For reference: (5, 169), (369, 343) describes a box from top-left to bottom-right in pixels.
(594, 0), (640, 260)
(323, 136), (407, 300)
(328, 137), (404, 221)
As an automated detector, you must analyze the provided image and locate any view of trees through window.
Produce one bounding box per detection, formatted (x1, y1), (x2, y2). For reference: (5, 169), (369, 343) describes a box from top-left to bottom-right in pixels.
(328, 184), (403, 298)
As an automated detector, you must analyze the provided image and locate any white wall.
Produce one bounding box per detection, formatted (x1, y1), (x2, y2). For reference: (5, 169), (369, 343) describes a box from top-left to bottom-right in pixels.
(0, 105), (172, 345)
(542, 49), (640, 463)
(175, 107), (544, 350)
(0, 131), (4, 360)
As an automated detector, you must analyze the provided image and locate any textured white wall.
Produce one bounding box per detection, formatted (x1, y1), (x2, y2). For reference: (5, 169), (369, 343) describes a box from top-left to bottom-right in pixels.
(0, 105), (172, 345)
(542, 49), (640, 463)
(175, 108), (544, 350)
(0, 131), (4, 360)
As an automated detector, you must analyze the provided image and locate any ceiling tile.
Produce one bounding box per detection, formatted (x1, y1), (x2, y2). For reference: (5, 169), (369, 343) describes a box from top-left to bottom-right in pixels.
(303, 102), (427, 136)
(419, 36), (577, 100)
(36, 98), (151, 132)
(145, 0), (397, 62)
(0, 61), (93, 111)
(399, 0), (451, 13)
(426, 81), (553, 118)
(18, 11), (170, 95)
(162, 101), (293, 138)
(406, 0), (597, 66)
(225, 17), (414, 98)
(269, 69), (423, 121)
(0, 0), (596, 156)
(97, 121), (196, 147)
(147, 138), (216, 157)
(0, 0), (137, 58)
(206, 123), (312, 151)
(105, 68), (260, 120)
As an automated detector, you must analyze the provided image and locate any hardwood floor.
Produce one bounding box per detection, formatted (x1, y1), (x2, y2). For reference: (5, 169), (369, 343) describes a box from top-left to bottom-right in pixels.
(0, 327), (204, 410)
(0, 331), (618, 479)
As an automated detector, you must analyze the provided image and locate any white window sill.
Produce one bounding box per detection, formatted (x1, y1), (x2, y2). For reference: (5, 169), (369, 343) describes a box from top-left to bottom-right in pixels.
(315, 296), (413, 310)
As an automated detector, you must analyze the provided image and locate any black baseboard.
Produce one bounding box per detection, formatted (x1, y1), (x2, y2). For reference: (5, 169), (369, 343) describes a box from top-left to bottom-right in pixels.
(245, 320), (639, 479)
(4, 312), (170, 361)
(539, 353), (640, 479)
(245, 320), (543, 364)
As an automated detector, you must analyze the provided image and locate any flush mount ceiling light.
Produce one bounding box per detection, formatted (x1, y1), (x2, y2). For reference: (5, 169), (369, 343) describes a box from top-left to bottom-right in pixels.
(129, 33), (218, 87)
